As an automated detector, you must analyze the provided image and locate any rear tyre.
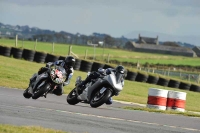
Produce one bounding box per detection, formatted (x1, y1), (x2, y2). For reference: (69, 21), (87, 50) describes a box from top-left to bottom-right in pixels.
(90, 89), (112, 108)
(23, 88), (32, 99)
(67, 88), (80, 105)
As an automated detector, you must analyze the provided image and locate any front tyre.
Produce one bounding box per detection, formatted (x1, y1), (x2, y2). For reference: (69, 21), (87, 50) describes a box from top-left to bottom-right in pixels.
(67, 88), (80, 105)
(32, 83), (49, 99)
(90, 89), (112, 108)
(23, 88), (32, 99)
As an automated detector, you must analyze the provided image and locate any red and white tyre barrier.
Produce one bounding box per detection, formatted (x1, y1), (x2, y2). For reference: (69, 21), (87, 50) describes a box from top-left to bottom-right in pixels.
(147, 88), (168, 110)
(166, 91), (187, 112)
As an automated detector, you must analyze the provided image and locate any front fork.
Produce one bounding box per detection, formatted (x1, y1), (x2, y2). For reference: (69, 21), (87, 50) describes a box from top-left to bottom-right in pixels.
(100, 87), (107, 94)
(99, 87), (114, 98)
(43, 84), (57, 98)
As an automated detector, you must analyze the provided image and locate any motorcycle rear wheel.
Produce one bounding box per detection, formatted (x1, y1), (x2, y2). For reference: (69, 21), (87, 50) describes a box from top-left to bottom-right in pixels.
(90, 89), (112, 108)
(67, 88), (80, 105)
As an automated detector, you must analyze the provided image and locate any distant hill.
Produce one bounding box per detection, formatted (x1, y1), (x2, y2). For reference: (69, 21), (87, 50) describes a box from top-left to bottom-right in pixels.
(0, 22), (56, 38)
(0, 22), (197, 49)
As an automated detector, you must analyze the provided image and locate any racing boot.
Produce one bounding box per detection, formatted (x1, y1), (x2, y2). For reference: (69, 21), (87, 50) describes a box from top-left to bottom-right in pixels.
(105, 97), (113, 105)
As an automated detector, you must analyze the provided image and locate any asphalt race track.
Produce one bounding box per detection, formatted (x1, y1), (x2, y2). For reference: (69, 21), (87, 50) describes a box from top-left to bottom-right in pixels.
(0, 87), (200, 133)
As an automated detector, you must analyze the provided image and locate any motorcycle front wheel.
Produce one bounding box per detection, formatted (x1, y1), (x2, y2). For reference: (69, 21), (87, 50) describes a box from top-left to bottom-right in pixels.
(23, 88), (32, 99)
(67, 88), (80, 105)
(32, 82), (49, 99)
(90, 89), (112, 108)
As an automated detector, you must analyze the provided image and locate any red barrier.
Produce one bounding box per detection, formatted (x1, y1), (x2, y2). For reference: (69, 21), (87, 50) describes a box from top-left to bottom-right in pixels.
(147, 88), (168, 110)
(166, 91), (187, 112)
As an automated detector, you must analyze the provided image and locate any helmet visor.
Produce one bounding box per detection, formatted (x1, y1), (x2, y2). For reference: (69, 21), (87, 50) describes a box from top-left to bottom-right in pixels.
(65, 61), (75, 68)
(116, 72), (124, 83)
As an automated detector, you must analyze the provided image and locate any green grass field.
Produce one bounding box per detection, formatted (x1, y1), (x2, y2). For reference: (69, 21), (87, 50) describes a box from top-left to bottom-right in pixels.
(1, 38), (200, 67)
(0, 124), (68, 133)
(0, 55), (200, 112)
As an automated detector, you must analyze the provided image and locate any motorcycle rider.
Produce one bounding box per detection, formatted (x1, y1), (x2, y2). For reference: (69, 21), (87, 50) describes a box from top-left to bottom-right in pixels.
(77, 65), (125, 104)
(27, 56), (76, 96)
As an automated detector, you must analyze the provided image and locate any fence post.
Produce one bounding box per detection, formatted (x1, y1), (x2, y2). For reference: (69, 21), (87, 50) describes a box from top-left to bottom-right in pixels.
(107, 53), (110, 63)
(22, 38), (24, 48)
(84, 49), (88, 59)
(52, 42), (54, 53)
(102, 42), (105, 60)
(68, 45), (72, 55)
(34, 39), (37, 50)
(93, 44), (96, 60)
(188, 74), (190, 81)
(198, 74), (200, 84)
(15, 35), (18, 47)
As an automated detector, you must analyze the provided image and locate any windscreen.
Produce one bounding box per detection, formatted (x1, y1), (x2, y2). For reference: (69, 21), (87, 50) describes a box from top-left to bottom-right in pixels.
(115, 72), (124, 83)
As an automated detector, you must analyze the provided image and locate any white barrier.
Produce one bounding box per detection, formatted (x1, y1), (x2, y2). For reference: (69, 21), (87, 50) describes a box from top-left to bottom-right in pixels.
(147, 88), (168, 110)
(147, 88), (187, 112)
(166, 91), (187, 112)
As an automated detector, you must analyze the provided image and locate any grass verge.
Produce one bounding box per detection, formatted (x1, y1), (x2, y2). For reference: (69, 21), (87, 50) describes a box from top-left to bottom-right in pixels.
(0, 124), (67, 133)
(123, 106), (200, 118)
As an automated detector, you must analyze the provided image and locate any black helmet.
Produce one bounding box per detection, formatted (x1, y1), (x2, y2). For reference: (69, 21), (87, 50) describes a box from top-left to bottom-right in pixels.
(115, 65), (125, 83)
(115, 65), (125, 74)
(64, 56), (75, 68)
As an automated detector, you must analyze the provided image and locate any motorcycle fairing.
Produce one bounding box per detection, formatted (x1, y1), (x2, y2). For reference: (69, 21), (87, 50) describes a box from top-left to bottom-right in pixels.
(87, 79), (109, 101)
(104, 71), (123, 92)
(32, 72), (49, 91)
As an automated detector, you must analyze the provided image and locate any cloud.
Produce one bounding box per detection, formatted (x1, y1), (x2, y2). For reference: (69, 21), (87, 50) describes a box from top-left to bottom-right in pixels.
(164, 0), (200, 8)
(4, 0), (200, 17)
(5, 0), (67, 6)
(4, 0), (124, 6)
(1, 0), (200, 38)
(160, 0), (200, 16)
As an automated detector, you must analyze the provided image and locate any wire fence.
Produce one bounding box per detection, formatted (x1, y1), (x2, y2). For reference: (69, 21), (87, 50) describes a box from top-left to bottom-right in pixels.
(139, 67), (200, 84)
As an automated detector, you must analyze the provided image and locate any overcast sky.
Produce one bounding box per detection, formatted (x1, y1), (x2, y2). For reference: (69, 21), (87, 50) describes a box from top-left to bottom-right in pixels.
(0, 0), (200, 38)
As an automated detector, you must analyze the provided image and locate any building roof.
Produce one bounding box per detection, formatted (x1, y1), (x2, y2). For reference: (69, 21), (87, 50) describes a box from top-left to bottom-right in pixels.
(192, 46), (200, 51)
(129, 42), (194, 53)
(139, 36), (158, 44)
(137, 34), (158, 44)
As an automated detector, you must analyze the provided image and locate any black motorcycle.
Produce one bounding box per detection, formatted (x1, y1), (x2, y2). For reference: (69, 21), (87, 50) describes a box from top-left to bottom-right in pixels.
(23, 66), (67, 99)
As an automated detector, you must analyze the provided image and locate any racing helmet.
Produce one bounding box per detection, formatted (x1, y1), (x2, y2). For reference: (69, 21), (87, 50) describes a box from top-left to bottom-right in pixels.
(115, 65), (125, 83)
(64, 56), (75, 68)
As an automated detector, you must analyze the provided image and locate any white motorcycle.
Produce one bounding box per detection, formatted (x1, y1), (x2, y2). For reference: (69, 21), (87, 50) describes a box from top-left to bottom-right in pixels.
(67, 70), (124, 108)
